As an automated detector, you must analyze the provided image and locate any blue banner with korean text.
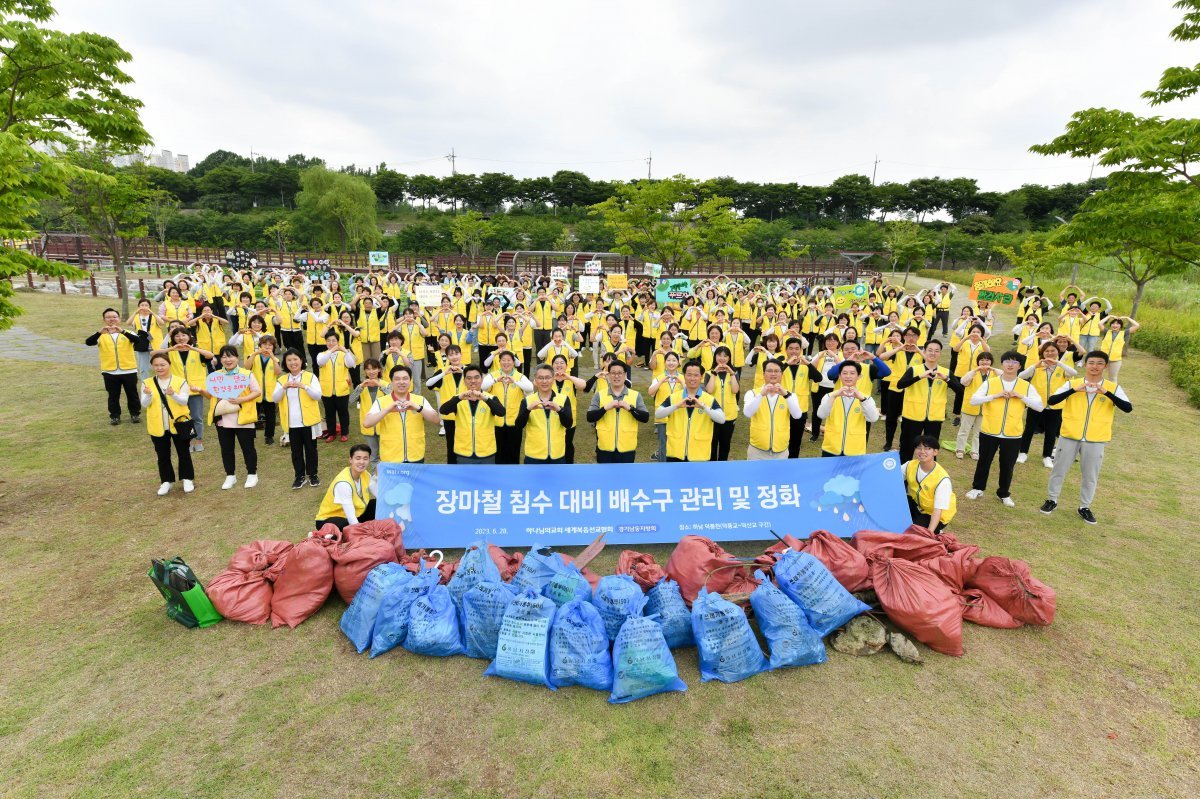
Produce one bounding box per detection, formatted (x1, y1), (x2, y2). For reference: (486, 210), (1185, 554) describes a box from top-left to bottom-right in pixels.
(377, 454), (912, 550)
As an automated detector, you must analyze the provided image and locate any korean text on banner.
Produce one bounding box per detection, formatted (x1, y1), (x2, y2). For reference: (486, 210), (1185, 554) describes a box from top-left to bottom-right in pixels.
(206, 370), (253, 400)
(368, 251), (390, 267)
(550, 266), (569, 280)
(969, 273), (1022, 306)
(414, 285), (443, 308)
(377, 454), (912, 549)
(607, 273), (629, 290)
(656, 278), (694, 306)
(578, 275), (601, 295)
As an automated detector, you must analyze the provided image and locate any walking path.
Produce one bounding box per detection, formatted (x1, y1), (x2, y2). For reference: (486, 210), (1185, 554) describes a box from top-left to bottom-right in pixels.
(0, 326), (95, 366)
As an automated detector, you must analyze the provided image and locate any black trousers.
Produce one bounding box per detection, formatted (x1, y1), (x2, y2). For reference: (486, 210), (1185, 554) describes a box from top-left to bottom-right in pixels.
(883, 389), (905, 449)
(495, 426), (521, 465)
(259, 402), (277, 442)
(280, 331), (305, 363)
(521, 350), (533, 377)
(524, 456), (566, 464)
(936, 309), (950, 336)
(788, 413), (808, 459)
(711, 421), (736, 462)
(1020, 408), (1062, 458)
(443, 420), (457, 464)
(899, 418), (943, 464)
(973, 434), (1020, 498)
(217, 426), (258, 476)
(317, 499), (377, 531)
(103, 372), (139, 419)
(478, 345), (495, 367)
(596, 449), (636, 464)
(322, 395), (350, 435)
(907, 497), (948, 532)
(151, 431), (194, 482)
(565, 427), (576, 464)
(809, 388), (832, 441)
(307, 343), (326, 370)
(288, 425), (318, 480)
(533, 330), (552, 356)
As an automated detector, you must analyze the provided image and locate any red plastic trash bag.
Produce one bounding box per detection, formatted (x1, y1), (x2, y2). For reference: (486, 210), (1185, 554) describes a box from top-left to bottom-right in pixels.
(923, 548), (983, 593)
(853, 529), (947, 563)
(617, 550), (666, 592)
(805, 530), (871, 592)
(959, 589), (1023, 629)
(869, 555), (963, 657)
(400, 550), (457, 584)
(332, 535), (399, 604)
(967, 557), (1056, 627)
(206, 568), (273, 625)
(489, 544), (524, 582)
(665, 536), (746, 605)
(753, 534), (805, 568)
(268, 526), (340, 629)
(343, 519), (405, 561)
(227, 540), (293, 572)
(558, 553), (600, 589)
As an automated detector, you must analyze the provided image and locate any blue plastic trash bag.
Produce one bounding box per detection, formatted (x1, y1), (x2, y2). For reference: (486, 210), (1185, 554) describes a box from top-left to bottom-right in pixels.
(509, 546), (567, 595)
(691, 587), (770, 683)
(609, 615), (687, 704)
(403, 583), (466, 657)
(484, 589), (557, 690)
(447, 542), (502, 611)
(748, 569), (827, 669)
(594, 574), (648, 641)
(369, 560), (441, 658)
(339, 563), (407, 654)
(645, 578), (694, 649)
(549, 600), (613, 691)
(542, 564), (593, 607)
(773, 549), (870, 637)
(461, 580), (516, 660)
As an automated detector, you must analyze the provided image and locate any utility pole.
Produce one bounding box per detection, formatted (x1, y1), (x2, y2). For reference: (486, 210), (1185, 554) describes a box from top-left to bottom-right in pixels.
(646, 151), (652, 180)
(249, 147), (256, 172)
(445, 147), (457, 175)
(871, 155), (879, 185)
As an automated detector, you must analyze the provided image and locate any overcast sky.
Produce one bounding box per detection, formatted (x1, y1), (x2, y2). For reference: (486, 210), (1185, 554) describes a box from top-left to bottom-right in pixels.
(50, 0), (1199, 191)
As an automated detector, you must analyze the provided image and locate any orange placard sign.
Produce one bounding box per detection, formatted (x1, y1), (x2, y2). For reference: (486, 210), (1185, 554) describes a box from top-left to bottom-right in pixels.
(969, 273), (1022, 306)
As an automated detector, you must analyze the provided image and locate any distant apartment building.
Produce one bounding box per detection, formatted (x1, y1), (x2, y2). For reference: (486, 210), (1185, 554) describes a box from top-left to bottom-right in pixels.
(115, 149), (190, 172)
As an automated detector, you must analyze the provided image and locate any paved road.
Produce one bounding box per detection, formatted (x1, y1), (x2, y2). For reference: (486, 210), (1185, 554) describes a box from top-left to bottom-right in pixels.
(0, 325), (96, 366)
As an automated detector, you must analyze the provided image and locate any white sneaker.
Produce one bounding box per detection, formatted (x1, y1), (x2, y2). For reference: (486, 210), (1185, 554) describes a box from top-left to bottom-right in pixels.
(965, 489), (984, 500)
(438, 425), (445, 437)
(221, 475), (237, 490)
(1016, 453), (1028, 464)
(971, 452), (979, 460)
(182, 479), (195, 493)
(281, 434), (290, 446)
(244, 474), (258, 489)
(194, 441), (204, 452)
(1043, 457), (1054, 468)
(157, 482), (171, 496)
(1001, 496), (1016, 508)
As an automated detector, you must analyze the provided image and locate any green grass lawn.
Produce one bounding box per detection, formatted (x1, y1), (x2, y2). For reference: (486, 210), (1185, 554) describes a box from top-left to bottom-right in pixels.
(1, 286), (1198, 798)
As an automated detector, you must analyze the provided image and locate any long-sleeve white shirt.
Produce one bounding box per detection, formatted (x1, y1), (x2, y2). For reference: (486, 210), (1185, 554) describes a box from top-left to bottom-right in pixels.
(969, 376), (1045, 437)
(316, 350), (358, 369)
(271, 371), (323, 429)
(141, 376), (191, 432)
(816, 391), (880, 423)
(742, 388), (804, 420)
(331, 472), (379, 525)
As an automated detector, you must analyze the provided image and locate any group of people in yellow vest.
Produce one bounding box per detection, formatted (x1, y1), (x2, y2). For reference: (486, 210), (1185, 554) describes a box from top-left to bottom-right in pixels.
(87, 266), (1134, 528)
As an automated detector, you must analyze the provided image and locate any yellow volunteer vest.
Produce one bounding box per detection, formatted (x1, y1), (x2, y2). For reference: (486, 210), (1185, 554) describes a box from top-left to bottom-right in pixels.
(143, 376), (190, 437)
(489, 373), (525, 426)
(401, 322), (427, 358)
(665, 389), (717, 462)
(959, 371), (987, 417)
(1028, 364), (1069, 404)
(437, 369), (466, 420)
(781, 364), (813, 413)
(954, 341), (987, 377)
(357, 309), (381, 343)
(358, 384), (384, 435)
(711, 373), (739, 416)
(162, 300), (190, 324)
(1059, 379), (1119, 443)
(454, 397), (499, 458)
(653, 374), (681, 426)
(594, 384), (641, 453)
(169, 349), (208, 391)
(533, 300), (556, 329)
(1100, 330), (1126, 361)
(476, 315), (499, 347)
(319, 350), (353, 398)
(252, 353), (279, 404)
(748, 390), (791, 453)
(193, 318), (226, 354)
(279, 372), (323, 428)
(316, 467), (371, 521)
(822, 394), (868, 456)
(375, 394), (429, 462)
(979, 376), (1032, 437)
(905, 460), (957, 525)
(277, 300), (302, 331)
(305, 312), (327, 346)
(523, 393), (568, 460)
(554, 379), (578, 429)
(97, 332), (137, 372)
(901, 366), (950, 422)
(207, 368), (258, 425)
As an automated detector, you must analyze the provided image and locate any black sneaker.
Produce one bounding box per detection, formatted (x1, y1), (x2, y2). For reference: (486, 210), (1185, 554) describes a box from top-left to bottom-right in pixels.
(952, 416), (961, 427)
(291, 477), (306, 490)
(130, 414), (141, 423)
(1078, 507), (1097, 525)
(110, 416), (120, 426)
(264, 437), (274, 446)
(1039, 500), (1057, 515)
(309, 476), (320, 487)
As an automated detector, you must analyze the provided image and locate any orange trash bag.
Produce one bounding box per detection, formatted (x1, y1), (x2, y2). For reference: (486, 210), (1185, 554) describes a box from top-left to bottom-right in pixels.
(959, 588), (1023, 629)
(665, 535), (744, 605)
(853, 529), (947, 563)
(869, 554), (964, 657)
(966, 557), (1056, 627)
(923, 548), (983, 593)
(206, 568), (273, 625)
(617, 550), (666, 592)
(804, 530), (871, 592)
(343, 519), (405, 561)
(753, 534), (805, 568)
(489, 544), (524, 581)
(331, 535), (398, 604)
(268, 525), (341, 629)
(227, 539), (294, 572)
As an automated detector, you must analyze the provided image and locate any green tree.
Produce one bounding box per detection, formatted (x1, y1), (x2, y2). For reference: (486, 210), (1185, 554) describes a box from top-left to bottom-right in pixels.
(589, 175), (749, 270)
(570, 218), (616, 251)
(993, 236), (1074, 289)
(883, 220), (931, 286)
(825, 174), (874, 222)
(0, 0), (151, 329)
(146, 190), (179, 247)
(65, 150), (156, 314)
(450, 210), (493, 258)
(294, 166), (380, 252)
(263, 217), (293, 253)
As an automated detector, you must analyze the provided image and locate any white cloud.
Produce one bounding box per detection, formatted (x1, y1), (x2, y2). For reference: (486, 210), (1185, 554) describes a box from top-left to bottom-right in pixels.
(48, 0), (1200, 190)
